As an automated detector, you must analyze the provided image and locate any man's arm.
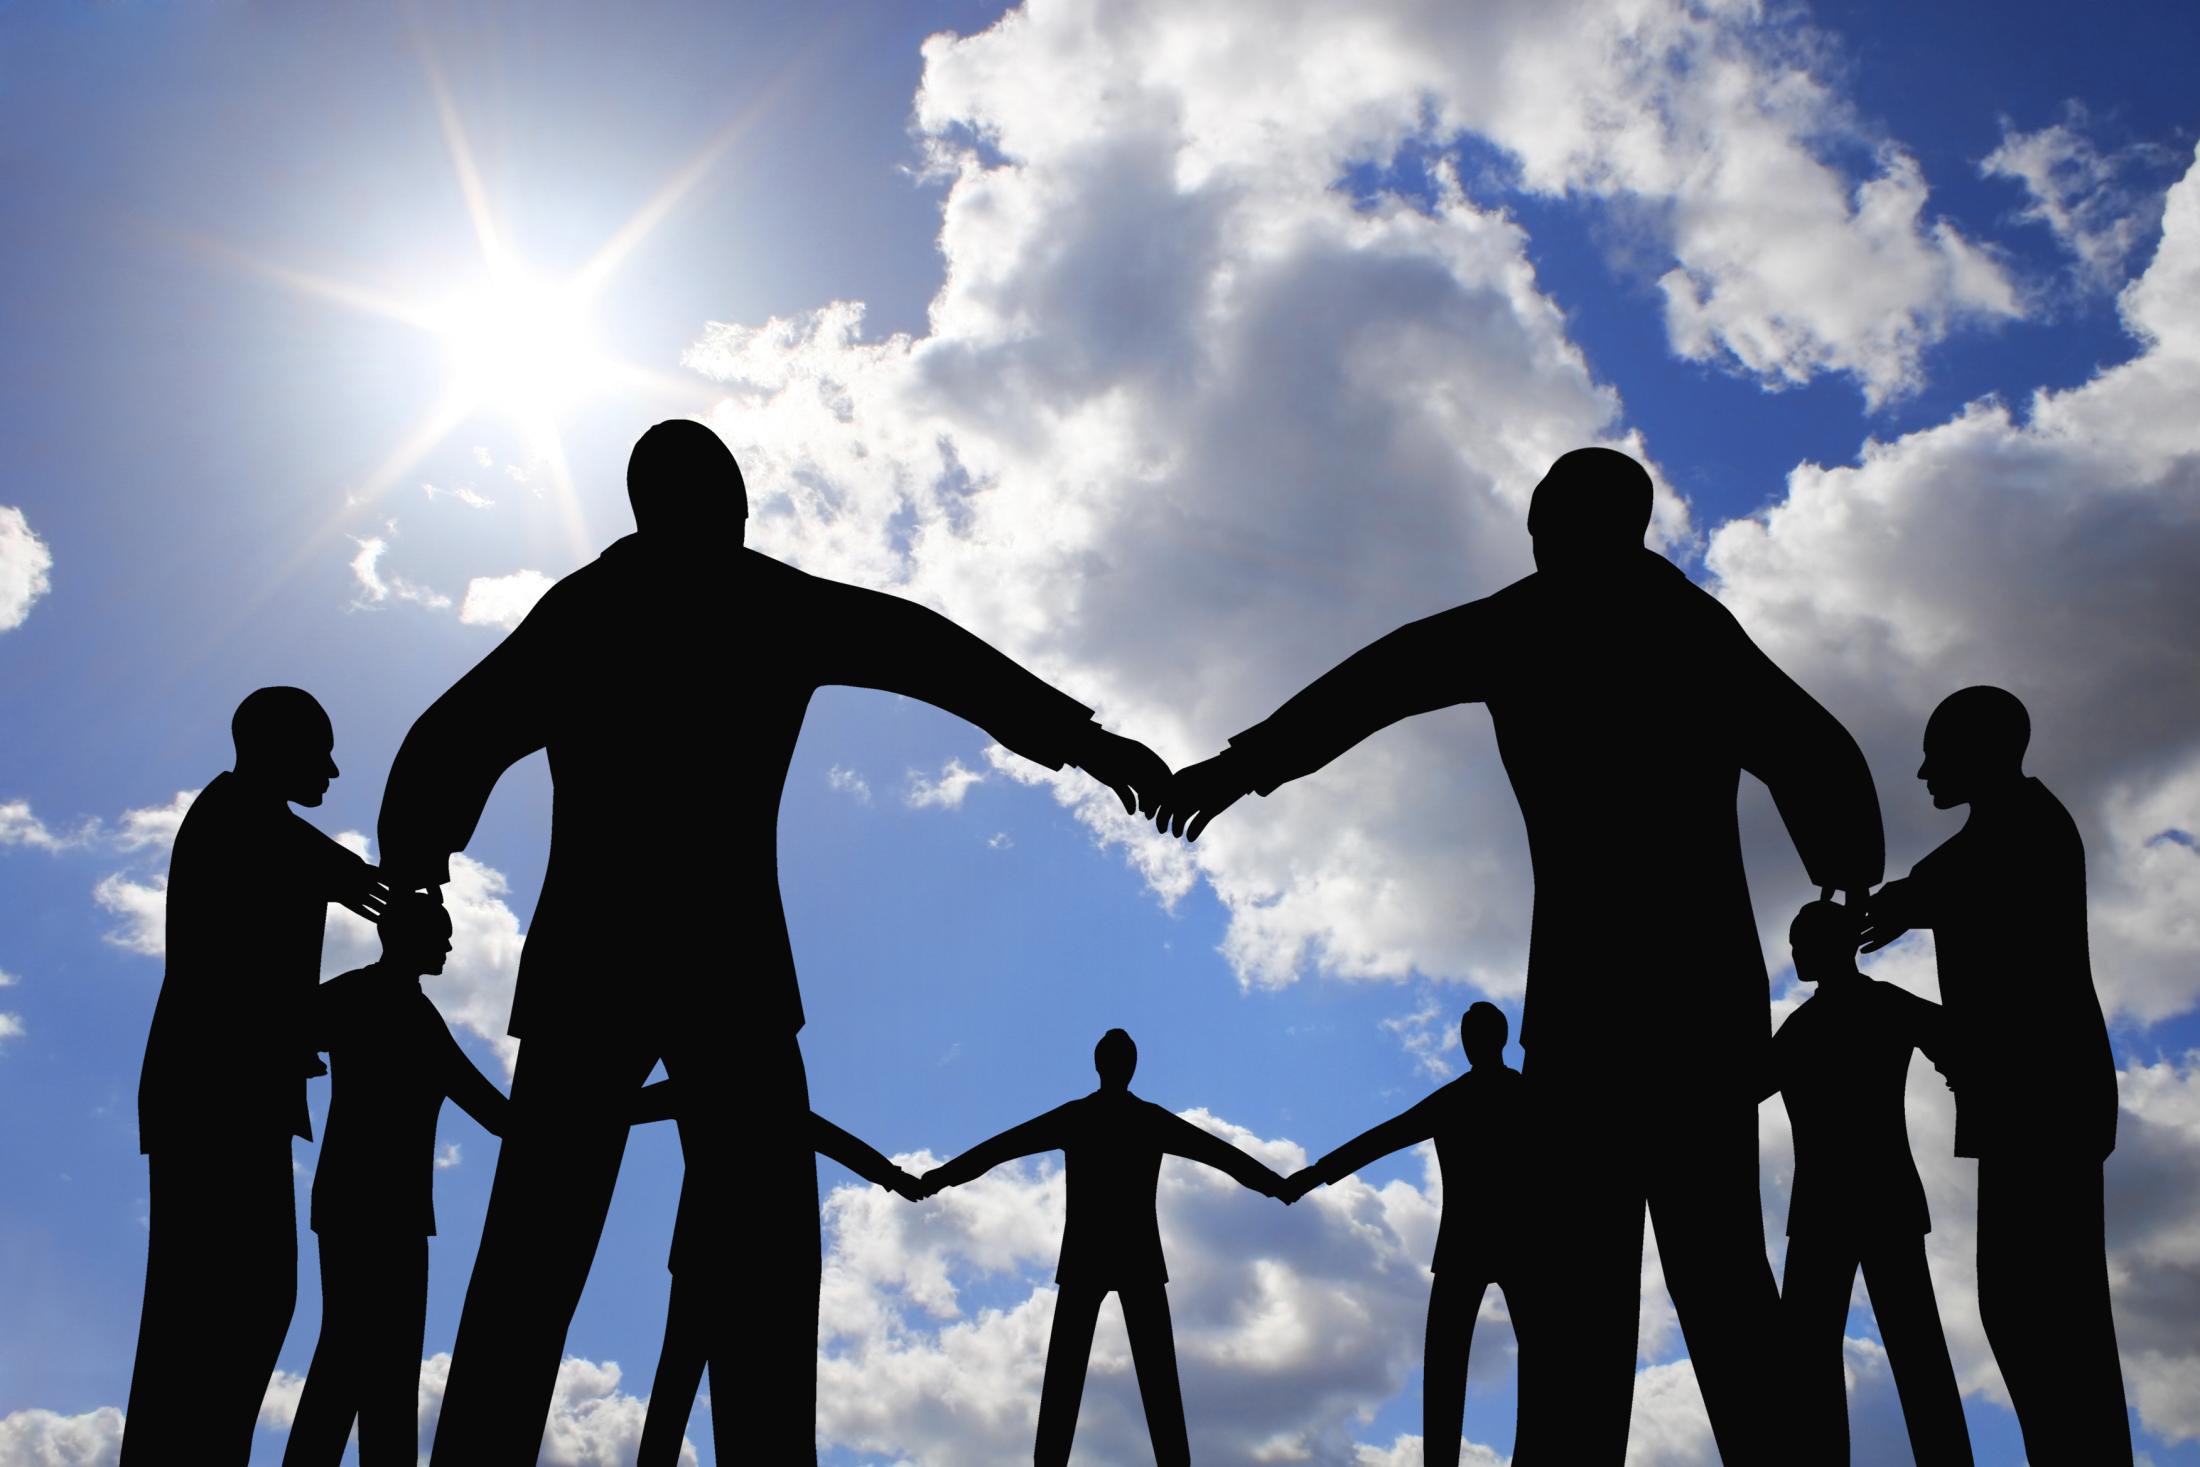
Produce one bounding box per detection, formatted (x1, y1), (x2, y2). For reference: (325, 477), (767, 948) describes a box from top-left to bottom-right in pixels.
(1883, 984), (1956, 1079)
(290, 816), (389, 924)
(812, 1113), (921, 1198)
(921, 1106), (1070, 1194)
(1731, 630), (1884, 899)
(1158, 1110), (1287, 1198)
(1288, 1096), (1440, 1198)
(1156, 600), (1492, 840)
(435, 1020), (511, 1138)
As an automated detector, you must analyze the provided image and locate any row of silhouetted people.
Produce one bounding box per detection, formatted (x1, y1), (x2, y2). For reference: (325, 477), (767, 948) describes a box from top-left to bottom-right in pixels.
(119, 427), (2127, 1465)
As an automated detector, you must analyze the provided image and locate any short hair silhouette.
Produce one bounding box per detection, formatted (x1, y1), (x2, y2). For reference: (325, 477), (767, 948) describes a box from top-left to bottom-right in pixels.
(626, 419), (746, 530)
(1461, 1001), (1508, 1056)
(379, 891), (452, 965)
(1524, 447), (1654, 547)
(231, 686), (331, 760)
(1924, 685), (2030, 772)
(1094, 1028), (1138, 1085)
(1788, 899), (1863, 956)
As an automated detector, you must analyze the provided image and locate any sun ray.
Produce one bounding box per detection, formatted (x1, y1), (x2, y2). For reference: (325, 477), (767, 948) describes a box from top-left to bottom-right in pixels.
(412, 22), (506, 272)
(169, 229), (445, 332)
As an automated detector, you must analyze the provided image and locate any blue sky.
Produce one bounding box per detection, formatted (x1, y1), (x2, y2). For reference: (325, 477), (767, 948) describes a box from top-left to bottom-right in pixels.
(4, 2), (2199, 1464)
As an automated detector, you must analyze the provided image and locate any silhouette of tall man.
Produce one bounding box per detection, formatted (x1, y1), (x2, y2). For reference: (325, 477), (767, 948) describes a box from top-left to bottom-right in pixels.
(918, 1029), (1289, 1467)
(376, 420), (1171, 1463)
(124, 687), (388, 1464)
(1863, 686), (2129, 1462)
(1283, 1002), (1528, 1467)
(1154, 448), (1885, 1462)
(1769, 900), (1970, 1467)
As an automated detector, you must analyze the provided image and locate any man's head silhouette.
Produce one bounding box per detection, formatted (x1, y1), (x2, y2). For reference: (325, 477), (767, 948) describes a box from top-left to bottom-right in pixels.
(1526, 448), (1654, 574)
(379, 891), (454, 978)
(232, 686), (338, 807)
(1919, 685), (2030, 810)
(628, 419), (747, 544)
(1788, 899), (1863, 987)
(1460, 1001), (1508, 1068)
(1094, 1028), (1137, 1090)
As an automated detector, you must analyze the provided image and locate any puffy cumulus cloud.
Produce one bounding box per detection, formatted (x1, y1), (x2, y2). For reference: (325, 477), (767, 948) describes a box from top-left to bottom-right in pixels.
(0, 1404), (124, 1467)
(93, 870), (168, 956)
(827, 765), (873, 803)
(1983, 103), (2176, 290)
(2106, 1053), (2200, 1443)
(459, 568), (557, 631)
(0, 799), (97, 852)
(348, 531), (453, 612)
(905, 757), (987, 810)
(110, 789), (198, 853)
(414, 1353), (697, 1466)
(0, 1011), (23, 1047)
(0, 505), (53, 632)
(1351, 1435), (1509, 1466)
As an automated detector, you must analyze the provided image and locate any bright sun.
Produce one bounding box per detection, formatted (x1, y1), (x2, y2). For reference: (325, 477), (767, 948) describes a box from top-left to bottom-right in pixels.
(434, 269), (607, 419)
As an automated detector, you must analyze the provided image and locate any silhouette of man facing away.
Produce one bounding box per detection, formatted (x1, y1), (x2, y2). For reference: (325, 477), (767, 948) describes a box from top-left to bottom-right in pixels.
(1152, 448), (1885, 1462)
(1862, 687), (2129, 1462)
(376, 420), (1172, 1463)
(282, 892), (509, 1466)
(123, 686), (388, 1465)
(1282, 1002), (1527, 1467)
(628, 1081), (926, 1467)
(918, 1029), (1289, 1467)
(1769, 899), (1970, 1466)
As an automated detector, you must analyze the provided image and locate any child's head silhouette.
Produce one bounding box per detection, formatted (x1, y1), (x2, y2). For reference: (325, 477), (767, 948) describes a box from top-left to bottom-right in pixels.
(380, 891), (454, 978)
(1094, 1028), (1137, 1089)
(1460, 1002), (1508, 1068)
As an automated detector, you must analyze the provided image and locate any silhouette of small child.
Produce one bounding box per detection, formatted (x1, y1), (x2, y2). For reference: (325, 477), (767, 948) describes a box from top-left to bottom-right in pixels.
(1768, 899), (1971, 1466)
(281, 893), (509, 1467)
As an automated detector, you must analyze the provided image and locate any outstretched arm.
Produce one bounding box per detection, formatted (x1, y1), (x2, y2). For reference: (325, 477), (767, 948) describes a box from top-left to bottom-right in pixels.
(812, 1113), (921, 1197)
(1731, 630), (1884, 901)
(922, 1106), (1070, 1194)
(1289, 1097), (1440, 1198)
(436, 1023), (511, 1138)
(1159, 1110), (1287, 1198)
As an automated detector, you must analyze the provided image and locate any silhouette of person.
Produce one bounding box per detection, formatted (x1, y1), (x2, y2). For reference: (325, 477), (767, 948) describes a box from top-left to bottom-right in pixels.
(1768, 899), (1970, 1466)
(282, 892), (509, 1466)
(123, 686), (388, 1465)
(917, 1029), (1289, 1467)
(1152, 448), (1885, 1462)
(627, 1080), (926, 1467)
(1282, 1001), (1528, 1467)
(375, 420), (1172, 1463)
(1862, 686), (2129, 1462)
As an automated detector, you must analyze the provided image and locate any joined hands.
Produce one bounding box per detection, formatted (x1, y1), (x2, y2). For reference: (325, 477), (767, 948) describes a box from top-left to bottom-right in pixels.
(1150, 748), (1253, 842)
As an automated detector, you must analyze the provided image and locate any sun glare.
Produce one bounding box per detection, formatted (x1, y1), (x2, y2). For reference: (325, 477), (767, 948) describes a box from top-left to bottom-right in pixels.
(435, 270), (606, 418)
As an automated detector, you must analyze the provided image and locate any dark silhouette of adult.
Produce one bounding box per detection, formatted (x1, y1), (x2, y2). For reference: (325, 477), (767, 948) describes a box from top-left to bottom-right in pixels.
(1769, 900), (1970, 1466)
(123, 687), (388, 1464)
(1152, 448), (1885, 1462)
(375, 419), (1172, 1463)
(1862, 687), (2129, 1462)
(283, 893), (509, 1465)
(627, 1081), (925, 1467)
(917, 1029), (1289, 1467)
(1282, 1001), (1528, 1467)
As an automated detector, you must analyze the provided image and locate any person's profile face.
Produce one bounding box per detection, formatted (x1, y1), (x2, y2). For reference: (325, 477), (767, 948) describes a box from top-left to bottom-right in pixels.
(280, 724), (339, 807)
(1917, 724), (1970, 810)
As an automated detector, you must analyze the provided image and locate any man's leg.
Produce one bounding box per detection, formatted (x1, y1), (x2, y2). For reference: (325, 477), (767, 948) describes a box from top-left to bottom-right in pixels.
(1776, 1233), (1860, 1467)
(1859, 1237), (1972, 1467)
(1119, 1283), (1191, 1467)
(637, 1270), (708, 1467)
(1978, 1157), (2131, 1465)
(281, 1235), (360, 1467)
(429, 1035), (656, 1466)
(356, 1236), (429, 1467)
(1421, 1274), (1487, 1467)
(1033, 1285), (1106, 1467)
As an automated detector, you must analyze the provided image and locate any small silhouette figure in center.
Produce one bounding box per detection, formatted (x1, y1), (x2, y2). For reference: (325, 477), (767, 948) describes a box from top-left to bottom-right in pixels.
(1766, 899), (1971, 1466)
(918, 1029), (1290, 1467)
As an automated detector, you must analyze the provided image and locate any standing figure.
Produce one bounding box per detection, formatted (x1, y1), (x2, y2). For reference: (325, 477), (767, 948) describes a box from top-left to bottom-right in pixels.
(124, 686), (387, 1464)
(1153, 448), (1885, 1462)
(1283, 1002), (1528, 1467)
(1863, 686), (2129, 1462)
(282, 893), (509, 1465)
(918, 1029), (1289, 1467)
(377, 420), (1171, 1464)
(1769, 899), (1971, 1466)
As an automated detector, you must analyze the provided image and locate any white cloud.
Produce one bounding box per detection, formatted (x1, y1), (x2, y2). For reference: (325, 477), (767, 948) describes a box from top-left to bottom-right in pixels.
(423, 479), (497, 509)
(1379, 995), (1460, 1080)
(0, 506), (53, 633)
(987, 831), (1014, 850)
(1983, 103), (2173, 289)
(0, 1404), (124, 1467)
(905, 757), (987, 810)
(348, 531), (453, 612)
(1351, 1435), (1509, 1466)
(459, 569), (557, 631)
(0, 1012), (22, 1047)
(0, 799), (96, 852)
(415, 1353), (698, 1467)
(111, 789), (198, 853)
(93, 870), (167, 956)
(827, 765), (873, 804)
(435, 1142), (463, 1170)
(472, 445), (494, 469)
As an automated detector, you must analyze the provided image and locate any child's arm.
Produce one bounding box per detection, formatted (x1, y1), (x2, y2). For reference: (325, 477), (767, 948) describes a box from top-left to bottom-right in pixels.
(812, 1113), (921, 1198)
(921, 1106), (1070, 1194)
(1887, 985), (1959, 1086)
(631, 1079), (678, 1125)
(1158, 1109), (1286, 1199)
(434, 1021), (511, 1137)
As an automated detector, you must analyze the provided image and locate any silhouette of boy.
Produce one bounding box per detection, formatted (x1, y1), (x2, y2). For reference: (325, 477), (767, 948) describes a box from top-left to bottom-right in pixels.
(1768, 899), (1970, 1466)
(282, 893), (508, 1466)
(124, 686), (388, 1464)
(627, 1081), (925, 1467)
(918, 1029), (1289, 1467)
(1282, 1001), (1527, 1467)
(1862, 686), (2128, 1462)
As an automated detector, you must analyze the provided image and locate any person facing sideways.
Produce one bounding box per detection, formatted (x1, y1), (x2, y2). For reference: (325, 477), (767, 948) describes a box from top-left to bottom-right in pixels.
(916, 1029), (1291, 1467)
(1282, 1001), (1527, 1467)
(1861, 686), (2130, 1464)
(1766, 899), (1971, 1467)
(124, 686), (389, 1466)
(281, 892), (510, 1467)
(626, 1080), (927, 1467)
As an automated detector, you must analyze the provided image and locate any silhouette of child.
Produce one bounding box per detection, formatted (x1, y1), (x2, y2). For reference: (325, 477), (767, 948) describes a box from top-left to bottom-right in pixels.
(629, 1080), (924, 1467)
(1768, 899), (1971, 1466)
(1284, 1001), (1527, 1467)
(281, 893), (508, 1467)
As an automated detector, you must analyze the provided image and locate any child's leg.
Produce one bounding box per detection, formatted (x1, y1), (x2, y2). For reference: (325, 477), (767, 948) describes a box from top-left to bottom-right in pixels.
(1119, 1283), (1189, 1467)
(355, 1236), (428, 1466)
(637, 1270), (709, 1467)
(282, 1234), (362, 1467)
(1776, 1232), (1860, 1467)
(1421, 1274), (1488, 1467)
(1033, 1284), (1106, 1467)
(1860, 1238), (1973, 1466)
